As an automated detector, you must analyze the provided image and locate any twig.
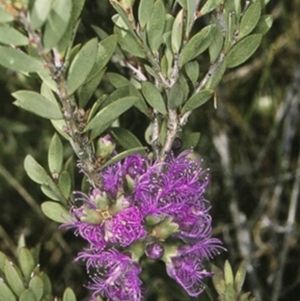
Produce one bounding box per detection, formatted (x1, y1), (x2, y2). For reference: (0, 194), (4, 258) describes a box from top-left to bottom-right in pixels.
(15, 8), (100, 187)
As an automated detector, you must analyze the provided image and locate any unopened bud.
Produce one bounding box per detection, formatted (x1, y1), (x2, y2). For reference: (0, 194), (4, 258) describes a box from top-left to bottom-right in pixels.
(96, 134), (115, 159)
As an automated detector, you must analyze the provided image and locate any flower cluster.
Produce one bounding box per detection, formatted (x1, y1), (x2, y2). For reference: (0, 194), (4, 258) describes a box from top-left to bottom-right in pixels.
(65, 145), (224, 300)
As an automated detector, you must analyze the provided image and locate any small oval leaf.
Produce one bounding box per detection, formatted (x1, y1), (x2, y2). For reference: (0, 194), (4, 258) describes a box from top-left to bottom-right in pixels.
(181, 89), (213, 113)
(28, 276), (44, 301)
(200, 0), (224, 15)
(180, 24), (216, 67)
(24, 155), (51, 185)
(58, 170), (71, 199)
(234, 260), (247, 294)
(4, 259), (24, 297)
(85, 96), (138, 139)
(212, 264), (226, 296)
(205, 60), (226, 89)
(48, 133), (63, 174)
(19, 289), (36, 301)
(62, 287), (77, 301)
(41, 201), (71, 223)
(43, 0), (72, 50)
(239, 0), (261, 39)
(146, 0), (165, 52)
(110, 127), (144, 150)
(13, 91), (62, 120)
(0, 6), (14, 22)
(67, 38), (98, 94)
(138, 0), (154, 29)
(253, 14), (273, 35)
(0, 24), (28, 45)
(224, 260), (234, 286)
(171, 9), (184, 54)
(18, 248), (35, 283)
(0, 46), (43, 73)
(39, 272), (52, 300)
(141, 82), (167, 115)
(0, 281), (17, 301)
(226, 34), (262, 68)
(30, 0), (53, 30)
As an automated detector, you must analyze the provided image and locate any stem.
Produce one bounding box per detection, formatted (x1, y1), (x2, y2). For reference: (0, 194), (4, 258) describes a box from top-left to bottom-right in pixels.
(17, 9), (101, 187)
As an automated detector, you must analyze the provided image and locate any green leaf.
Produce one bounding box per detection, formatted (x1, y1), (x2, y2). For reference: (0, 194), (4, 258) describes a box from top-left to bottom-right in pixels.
(168, 75), (189, 109)
(209, 25), (224, 63)
(86, 96), (138, 139)
(56, 0), (85, 55)
(212, 264), (226, 296)
(239, 0), (261, 39)
(62, 287), (77, 301)
(146, 0), (165, 52)
(181, 89), (213, 113)
(24, 155), (67, 205)
(0, 6), (14, 22)
(226, 34), (262, 68)
(180, 24), (216, 67)
(110, 127), (143, 150)
(41, 185), (60, 201)
(88, 34), (118, 79)
(100, 147), (147, 169)
(24, 155), (51, 185)
(205, 60), (226, 89)
(13, 91), (62, 120)
(18, 248), (35, 283)
(4, 259), (24, 297)
(0, 251), (6, 271)
(79, 67), (105, 108)
(181, 132), (200, 150)
(224, 284), (236, 301)
(184, 61), (199, 84)
(30, 0), (52, 30)
(67, 38), (98, 94)
(0, 46), (43, 73)
(48, 133), (63, 174)
(171, 9), (184, 54)
(138, 0), (154, 29)
(0, 24), (28, 45)
(253, 14), (273, 35)
(39, 272), (52, 300)
(224, 260), (234, 285)
(141, 82), (166, 115)
(114, 27), (146, 58)
(43, 0), (72, 50)
(234, 260), (247, 294)
(28, 276), (44, 301)
(186, 0), (198, 36)
(101, 86), (129, 110)
(41, 201), (71, 223)
(106, 72), (130, 88)
(239, 292), (252, 301)
(58, 170), (71, 199)
(19, 289), (36, 301)
(0, 281), (16, 301)
(200, 0), (224, 15)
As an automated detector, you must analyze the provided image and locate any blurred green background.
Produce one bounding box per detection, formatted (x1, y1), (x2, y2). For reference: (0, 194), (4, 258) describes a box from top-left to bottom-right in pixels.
(0, 1), (299, 300)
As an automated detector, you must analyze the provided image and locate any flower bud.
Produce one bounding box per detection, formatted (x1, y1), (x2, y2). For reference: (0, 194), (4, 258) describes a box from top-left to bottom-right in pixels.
(80, 207), (103, 224)
(151, 217), (179, 241)
(145, 241), (164, 260)
(90, 189), (110, 210)
(96, 134), (115, 159)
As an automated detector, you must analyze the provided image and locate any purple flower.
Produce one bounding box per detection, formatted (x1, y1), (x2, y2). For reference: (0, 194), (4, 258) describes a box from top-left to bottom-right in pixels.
(104, 207), (146, 247)
(77, 249), (142, 301)
(65, 149), (225, 300)
(100, 160), (123, 199)
(123, 154), (147, 180)
(166, 252), (212, 297)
